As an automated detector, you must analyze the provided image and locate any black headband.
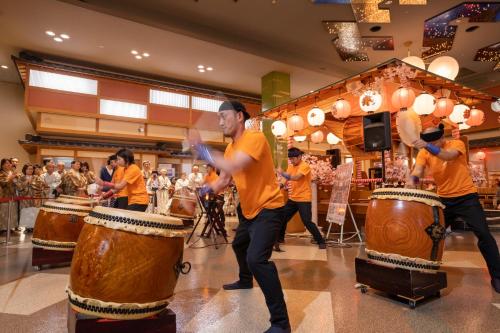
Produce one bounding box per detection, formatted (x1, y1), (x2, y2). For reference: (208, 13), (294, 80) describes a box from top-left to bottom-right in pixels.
(288, 148), (303, 158)
(420, 124), (444, 142)
(219, 100), (250, 121)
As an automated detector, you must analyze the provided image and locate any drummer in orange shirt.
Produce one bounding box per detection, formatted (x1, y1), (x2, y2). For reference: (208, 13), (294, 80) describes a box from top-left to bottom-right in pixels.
(203, 164), (219, 185)
(190, 100), (290, 333)
(409, 124), (500, 293)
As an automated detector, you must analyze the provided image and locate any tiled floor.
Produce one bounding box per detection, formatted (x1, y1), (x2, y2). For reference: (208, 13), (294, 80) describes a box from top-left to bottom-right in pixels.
(0, 220), (499, 333)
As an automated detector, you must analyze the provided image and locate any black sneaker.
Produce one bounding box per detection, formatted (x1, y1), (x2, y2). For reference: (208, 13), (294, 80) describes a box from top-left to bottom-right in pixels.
(318, 243), (327, 249)
(264, 325), (291, 333)
(492, 277), (500, 293)
(223, 281), (253, 290)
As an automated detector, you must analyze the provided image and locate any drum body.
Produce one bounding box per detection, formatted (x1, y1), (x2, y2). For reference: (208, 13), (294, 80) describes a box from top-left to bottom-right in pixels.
(365, 188), (446, 270)
(56, 195), (97, 206)
(170, 195), (197, 219)
(67, 206), (189, 320)
(32, 201), (92, 251)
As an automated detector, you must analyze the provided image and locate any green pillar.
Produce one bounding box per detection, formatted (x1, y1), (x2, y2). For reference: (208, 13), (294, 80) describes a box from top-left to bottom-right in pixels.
(261, 71), (290, 169)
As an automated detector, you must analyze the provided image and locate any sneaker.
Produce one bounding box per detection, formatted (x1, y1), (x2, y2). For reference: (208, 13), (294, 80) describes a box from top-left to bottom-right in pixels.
(318, 243), (327, 249)
(492, 277), (500, 293)
(264, 325), (291, 333)
(223, 281), (253, 290)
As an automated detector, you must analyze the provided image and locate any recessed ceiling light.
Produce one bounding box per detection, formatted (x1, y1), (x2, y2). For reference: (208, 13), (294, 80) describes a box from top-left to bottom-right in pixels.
(60, 33), (70, 39)
(1, 65), (8, 69)
(131, 50), (138, 55)
(142, 52), (150, 57)
(206, 67), (213, 71)
(199, 69), (206, 73)
(135, 55), (143, 59)
(197, 65), (205, 69)
(46, 31), (55, 36)
(54, 37), (63, 42)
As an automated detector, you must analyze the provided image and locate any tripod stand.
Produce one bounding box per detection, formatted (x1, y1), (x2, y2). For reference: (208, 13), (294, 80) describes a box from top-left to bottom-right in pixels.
(186, 192), (228, 249)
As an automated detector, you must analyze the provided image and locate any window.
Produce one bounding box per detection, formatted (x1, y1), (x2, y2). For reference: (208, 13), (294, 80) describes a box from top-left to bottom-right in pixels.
(150, 89), (189, 108)
(191, 96), (223, 112)
(29, 69), (98, 95)
(99, 99), (147, 119)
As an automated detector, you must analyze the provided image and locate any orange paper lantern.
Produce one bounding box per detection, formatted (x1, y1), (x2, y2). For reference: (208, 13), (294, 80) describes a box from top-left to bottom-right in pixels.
(311, 130), (324, 144)
(465, 107), (485, 126)
(332, 99), (351, 119)
(391, 87), (416, 111)
(433, 97), (454, 118)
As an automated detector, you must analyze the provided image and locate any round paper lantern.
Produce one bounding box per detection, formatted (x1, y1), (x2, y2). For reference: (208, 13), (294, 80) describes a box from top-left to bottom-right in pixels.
(466, 107), (485, 126)
(327, 132), (341, 145)
(331, 99), (351, 119)
(271, 120), (287, 137)
(307, 107), (325, 127)
(402, 56), (425, 70)
(359, 90), (382, 113)
(458, 123), (471, 130)
(433, 97), (454, 118)
(491, 98), (500, 113)
(476, 151), (486, 160)
(449, 103), (470, 124)
(428, 56), (460, 80)
(413, 92), (436, 115)
(310, 130), (324, 144)
(391, 87), (416, 111)
(287, 114), (304, 133)
(396, 108), (422, 147)
(293, 135), (306, 142)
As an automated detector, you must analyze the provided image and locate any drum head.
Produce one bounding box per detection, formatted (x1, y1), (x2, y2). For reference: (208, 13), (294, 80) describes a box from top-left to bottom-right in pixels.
(371, 188), (444, 208)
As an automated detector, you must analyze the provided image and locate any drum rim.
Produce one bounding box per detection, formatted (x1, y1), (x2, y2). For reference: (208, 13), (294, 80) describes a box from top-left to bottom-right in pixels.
(32, 238), (76, 251)
(365, 248), (441, 270)
(92, 206), (185, 225)
(41, 201), (93, 215)
(370, 188), (445, 208)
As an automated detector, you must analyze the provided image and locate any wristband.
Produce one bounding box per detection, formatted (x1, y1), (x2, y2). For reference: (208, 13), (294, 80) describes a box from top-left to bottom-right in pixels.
(195, 144), (215, 165)
(280, 172), (291, 180)
(425, 143), (441, 156)
(199, 185), (213, 198)
(102, 190), (114, 199)
(103, 181), (115, 189)
(410, 175), (420, 184)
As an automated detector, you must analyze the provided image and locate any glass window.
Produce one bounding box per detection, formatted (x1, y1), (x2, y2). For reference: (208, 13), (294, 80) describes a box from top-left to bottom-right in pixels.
(29, 69), (98, 95)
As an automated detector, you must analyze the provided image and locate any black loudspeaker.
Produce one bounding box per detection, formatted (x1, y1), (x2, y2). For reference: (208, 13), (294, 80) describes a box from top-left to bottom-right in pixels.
(363, 111), (392, 152)
(326, 148), (341, 168)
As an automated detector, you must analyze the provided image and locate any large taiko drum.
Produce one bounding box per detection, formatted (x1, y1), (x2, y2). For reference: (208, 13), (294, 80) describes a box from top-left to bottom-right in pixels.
(365, 188), (446, 270)
(67, 206), (191, 320)
(56, 195), (97, 206)
(170, 194), (197, 219)
(32, 201), (92, 251)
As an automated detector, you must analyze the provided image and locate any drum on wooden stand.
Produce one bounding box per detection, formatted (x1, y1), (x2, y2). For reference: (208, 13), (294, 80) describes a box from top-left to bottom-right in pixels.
(170, 192), (197, 220)
(67, 206), (191, 320)
(32, 201), (92, 251)
(365, 188), (446, 270)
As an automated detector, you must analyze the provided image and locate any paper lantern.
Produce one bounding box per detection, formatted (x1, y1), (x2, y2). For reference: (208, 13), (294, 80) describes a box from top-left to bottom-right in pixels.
(433, 97), (454, 118)
(359, 90), (382, 113)
(391, 87), (416, 111)
(327, 132), (341, 145)
(271, 120), (287, 137)
(307, 107), (325, 126)
(331, 99), (351, 119)
(413, 92), (436, 115)
(287, 114), (304, 133)
(428, 56), (460, 80)
(449, 103), (470, 124)
(293, 135), (307, 142)
(491, 99), (500, 113)
(466, 107), (485, 126)
(458, 123), (470, 130)
(402, 56), (425, 70)
(310, 130), (324, 143)
(476, 151), (486, 160)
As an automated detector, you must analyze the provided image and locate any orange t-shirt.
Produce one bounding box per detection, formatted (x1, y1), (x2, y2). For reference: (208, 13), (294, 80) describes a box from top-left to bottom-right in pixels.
(415, 139), (476, 198)
(111, 166), (128, 198)
(204, 171), (219, 185)
(224, 130), (284, 219)
(123, 164), (149, 205)
(287, 161), (312, 202)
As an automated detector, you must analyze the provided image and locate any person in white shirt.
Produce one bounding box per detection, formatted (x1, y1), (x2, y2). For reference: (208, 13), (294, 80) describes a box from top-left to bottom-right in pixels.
(175, 173), (190, 192)
(188, 165), (203, 190)
(42, 162), (61, 199)
(155, 169), (172, 215)
(56, 161), (66, 177)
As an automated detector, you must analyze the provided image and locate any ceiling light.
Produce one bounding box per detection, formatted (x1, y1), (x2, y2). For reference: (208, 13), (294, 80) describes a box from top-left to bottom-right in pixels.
(1, 65), (8, 69)
(135, 55), (142, 59)
(60, 34), (70, 39)
(206, 67), (213, 71)
(142, 53), (150, 57)
(199, 69), (206, 73)
(46, 31), (55, 36)
(131, 50), (138, 55)
(198, 65), (205, 69)
(54, 37), (63, 42)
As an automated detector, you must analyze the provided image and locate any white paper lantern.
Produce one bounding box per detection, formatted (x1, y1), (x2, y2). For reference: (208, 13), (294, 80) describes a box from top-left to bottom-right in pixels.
(458, 123), (471, 130)
(491, 98), (500, 113)
(271, 120), (287, 137)
(359, 90), (382, 113)
(413, 92), (436, 115)
(428, 56), (460, 80)
(449, 103), (470, 124)
(287, 114), (304, 133)
(332, 99), (351, 119)
(402, 56), (425, 70)
(307, 107), (325, 126)
(293, 135), (307, 142)
(327, 132), (341, 145)
(310, 130), (324, 143)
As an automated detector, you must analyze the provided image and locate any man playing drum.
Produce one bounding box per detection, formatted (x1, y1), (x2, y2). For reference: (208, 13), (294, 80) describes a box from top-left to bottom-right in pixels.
(409, 124), (500, 293)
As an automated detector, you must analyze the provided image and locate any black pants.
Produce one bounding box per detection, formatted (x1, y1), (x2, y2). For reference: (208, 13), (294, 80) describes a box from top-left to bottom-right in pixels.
(114, 197), (128, 209)
(279, 200), (325, 244)
(127, 204), (148, 212)
(232, 205), (289, 329)
(442, 193), (500, 279)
